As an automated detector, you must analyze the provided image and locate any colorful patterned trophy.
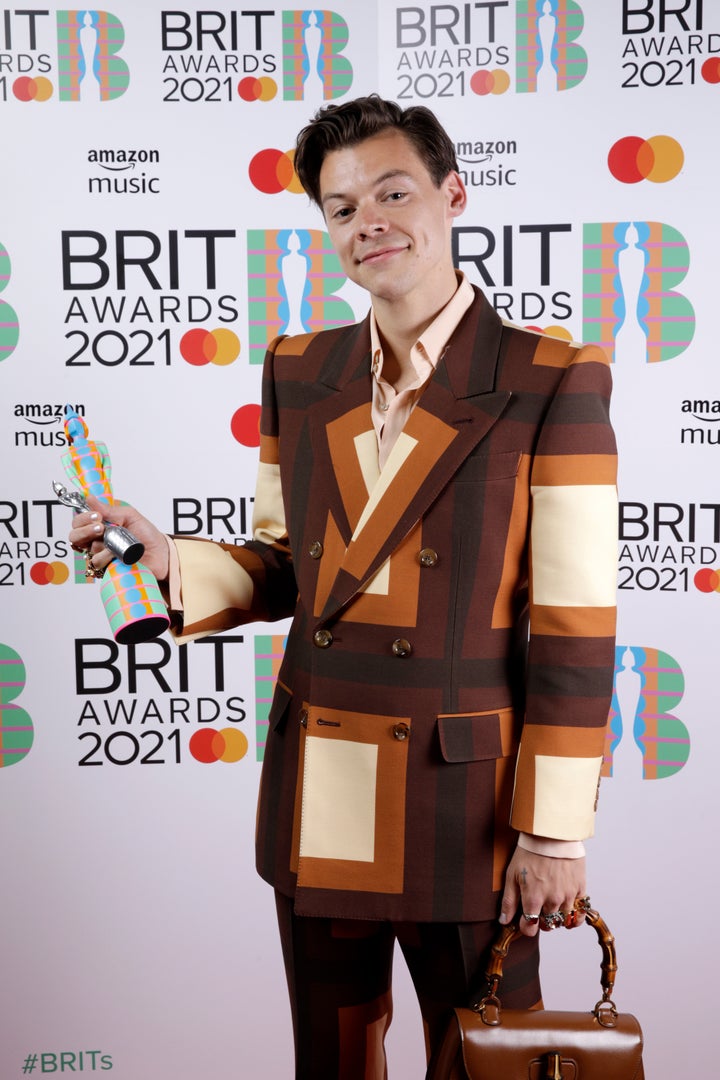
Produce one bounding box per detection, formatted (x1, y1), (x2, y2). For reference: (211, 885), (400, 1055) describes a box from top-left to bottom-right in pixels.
(55, 407), (170, 644)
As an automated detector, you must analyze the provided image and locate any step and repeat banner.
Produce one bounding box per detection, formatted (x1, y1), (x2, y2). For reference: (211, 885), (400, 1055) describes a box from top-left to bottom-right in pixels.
(1, 2), (717, 1077)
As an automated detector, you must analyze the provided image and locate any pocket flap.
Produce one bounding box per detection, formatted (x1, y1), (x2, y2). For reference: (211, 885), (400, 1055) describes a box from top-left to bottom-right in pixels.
(437, 711), (505, 763)
(455, 449), (522, 483)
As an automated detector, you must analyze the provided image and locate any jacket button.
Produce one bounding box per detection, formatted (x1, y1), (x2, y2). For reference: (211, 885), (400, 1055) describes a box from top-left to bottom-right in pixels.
(392, 722), (410, 741)
(298, 709), (308, 728)
(313, 629), (333, 649)
(392, 638), (412, 657)
(309, 541), (323, 559)
(418, 547), (438, 567)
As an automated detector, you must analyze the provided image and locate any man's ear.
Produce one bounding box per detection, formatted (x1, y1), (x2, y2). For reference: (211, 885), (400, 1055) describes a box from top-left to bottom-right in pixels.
(445, 170), (467, 218)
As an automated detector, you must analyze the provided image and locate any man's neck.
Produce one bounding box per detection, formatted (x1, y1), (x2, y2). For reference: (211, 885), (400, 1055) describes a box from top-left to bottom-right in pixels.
(372, 276), (459, 390)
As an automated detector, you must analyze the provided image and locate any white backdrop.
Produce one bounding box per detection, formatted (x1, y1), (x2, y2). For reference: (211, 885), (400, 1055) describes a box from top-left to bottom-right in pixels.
(2, 1), (718, 1077)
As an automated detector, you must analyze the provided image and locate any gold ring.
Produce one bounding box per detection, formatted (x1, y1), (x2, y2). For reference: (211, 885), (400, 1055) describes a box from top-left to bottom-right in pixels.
(84, 551), (105, 580)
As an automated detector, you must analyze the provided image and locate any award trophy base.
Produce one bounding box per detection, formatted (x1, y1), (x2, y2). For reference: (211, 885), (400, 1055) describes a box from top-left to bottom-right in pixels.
(101, 561), (170, 644)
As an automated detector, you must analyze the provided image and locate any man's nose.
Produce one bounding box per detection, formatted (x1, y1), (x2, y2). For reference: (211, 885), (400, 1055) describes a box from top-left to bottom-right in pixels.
(355, 204), (388, 239)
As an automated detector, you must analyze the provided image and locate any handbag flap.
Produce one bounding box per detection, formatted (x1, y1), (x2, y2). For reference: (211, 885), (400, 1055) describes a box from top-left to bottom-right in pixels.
(457, 1007), (644, 1080)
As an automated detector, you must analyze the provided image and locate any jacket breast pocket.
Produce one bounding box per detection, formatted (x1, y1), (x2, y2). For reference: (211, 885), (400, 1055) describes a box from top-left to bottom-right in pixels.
(437, 707), (518, 763)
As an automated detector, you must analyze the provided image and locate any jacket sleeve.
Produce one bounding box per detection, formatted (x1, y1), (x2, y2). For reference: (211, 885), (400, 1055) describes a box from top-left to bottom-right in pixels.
(170, 336), (298, 643)
(510, 343), (618, 840)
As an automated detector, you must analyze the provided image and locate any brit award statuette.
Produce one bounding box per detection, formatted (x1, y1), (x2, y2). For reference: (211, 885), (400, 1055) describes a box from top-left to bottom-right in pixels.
(54, 407), (170, 644)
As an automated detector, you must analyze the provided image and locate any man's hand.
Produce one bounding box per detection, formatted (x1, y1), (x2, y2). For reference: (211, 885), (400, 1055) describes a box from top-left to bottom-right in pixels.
(499, 845), (587, 937)
(68, 494), (170, 583)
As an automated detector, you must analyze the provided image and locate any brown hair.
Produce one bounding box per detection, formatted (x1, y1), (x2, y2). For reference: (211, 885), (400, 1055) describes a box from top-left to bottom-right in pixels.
(294, 94), (459, 207)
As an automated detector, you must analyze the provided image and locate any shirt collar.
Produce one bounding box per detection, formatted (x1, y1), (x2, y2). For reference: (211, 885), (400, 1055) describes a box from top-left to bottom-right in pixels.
(369, 272), (474, 379)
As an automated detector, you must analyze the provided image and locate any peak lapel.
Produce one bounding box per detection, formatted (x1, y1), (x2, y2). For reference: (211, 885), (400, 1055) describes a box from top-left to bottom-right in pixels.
(313, 292), (511, 622)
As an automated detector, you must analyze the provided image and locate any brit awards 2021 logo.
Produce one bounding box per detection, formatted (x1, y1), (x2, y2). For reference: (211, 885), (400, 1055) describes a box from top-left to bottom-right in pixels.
(619, 0), (720, 90)
(159, 9), (353, 104)
(73, 635), (250, 767)
(1, 9), (130, 103)
(0, 243), (19, 361)
(582, 221), (695, 364)
(61, 228), (241, 369)
(387, 0), (587, 100)
(0, 644), (34, 768)
(0, 488), (83, 587)
(604, 646), (690, 780)
(247, 229), (356, 364)
(515, 0), (587, 92)
(254, 634), (287, 762)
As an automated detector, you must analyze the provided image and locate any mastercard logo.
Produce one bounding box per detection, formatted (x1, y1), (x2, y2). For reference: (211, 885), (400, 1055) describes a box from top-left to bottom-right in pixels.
(608, 135), (684, 184)
(13, 76), (53, 101)
(230, 403), (261, 448)
(237, 76), (277, 102)
(180, 328), (240, 366)
(702, 58), (720, 84)
(30, 562), (69, 585)
(249, 148), (305, 195)
(189, 727), (248, 763)
(470, 69), (511, 95)
(695, 568), (720, 594)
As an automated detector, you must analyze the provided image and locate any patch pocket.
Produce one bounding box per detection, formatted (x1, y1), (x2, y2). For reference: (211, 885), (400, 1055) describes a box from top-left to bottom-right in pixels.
(437, 708), (517, 763)
(296, 706), (410, 895)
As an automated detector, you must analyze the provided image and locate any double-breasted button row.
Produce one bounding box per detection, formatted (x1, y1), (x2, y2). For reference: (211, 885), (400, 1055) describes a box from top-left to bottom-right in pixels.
(313, 631), (413, 656)
(418, 547), (439, 567)
(310, 542), (437, 567)
(392, 638), (412, 658)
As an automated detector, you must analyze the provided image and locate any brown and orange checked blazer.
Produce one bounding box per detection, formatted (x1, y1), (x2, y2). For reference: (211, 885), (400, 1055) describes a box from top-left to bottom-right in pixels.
(172, 287), (618, 923)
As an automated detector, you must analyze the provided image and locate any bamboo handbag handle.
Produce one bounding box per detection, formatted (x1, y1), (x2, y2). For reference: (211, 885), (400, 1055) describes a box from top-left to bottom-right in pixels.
(479, 899), (621, 1025)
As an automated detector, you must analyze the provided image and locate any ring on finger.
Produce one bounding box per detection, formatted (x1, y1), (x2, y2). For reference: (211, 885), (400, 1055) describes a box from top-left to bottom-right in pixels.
(84, 551), (106, 580)
(541, 912), (564, 930)
(70, 543), (84, 553)
(522, 912), (539, 925)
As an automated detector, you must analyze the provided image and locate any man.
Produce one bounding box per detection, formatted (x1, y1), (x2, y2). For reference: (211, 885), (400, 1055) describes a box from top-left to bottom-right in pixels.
(70, 96), (617, 1077)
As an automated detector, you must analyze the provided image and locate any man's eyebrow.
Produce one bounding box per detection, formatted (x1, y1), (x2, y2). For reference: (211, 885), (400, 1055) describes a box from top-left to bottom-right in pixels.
(321, 169), (414, 206)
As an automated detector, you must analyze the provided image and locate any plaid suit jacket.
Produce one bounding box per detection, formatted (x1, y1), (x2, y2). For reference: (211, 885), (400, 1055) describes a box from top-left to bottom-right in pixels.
(173, 288), (618, 922)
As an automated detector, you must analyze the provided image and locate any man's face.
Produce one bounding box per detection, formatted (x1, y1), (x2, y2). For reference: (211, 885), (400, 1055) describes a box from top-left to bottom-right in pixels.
(318, 128), (466, 311)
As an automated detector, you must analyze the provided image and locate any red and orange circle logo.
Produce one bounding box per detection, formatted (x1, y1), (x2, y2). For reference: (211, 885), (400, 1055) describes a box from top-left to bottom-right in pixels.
(608, 135), (684, 184)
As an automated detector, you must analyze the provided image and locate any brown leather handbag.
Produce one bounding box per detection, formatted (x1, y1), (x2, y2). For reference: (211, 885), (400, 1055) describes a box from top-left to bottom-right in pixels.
(428, 904), (644, 1080)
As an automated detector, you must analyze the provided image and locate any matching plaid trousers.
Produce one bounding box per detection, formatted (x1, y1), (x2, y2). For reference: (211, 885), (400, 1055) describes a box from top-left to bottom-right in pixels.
(275, 890), (541, 1079)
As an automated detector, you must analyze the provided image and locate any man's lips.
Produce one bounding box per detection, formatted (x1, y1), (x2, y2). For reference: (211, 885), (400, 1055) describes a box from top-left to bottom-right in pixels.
(357, 245), (407, 265)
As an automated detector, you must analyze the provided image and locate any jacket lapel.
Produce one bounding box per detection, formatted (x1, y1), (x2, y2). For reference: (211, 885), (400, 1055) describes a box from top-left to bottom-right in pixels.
(308, 291), (511, 622)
